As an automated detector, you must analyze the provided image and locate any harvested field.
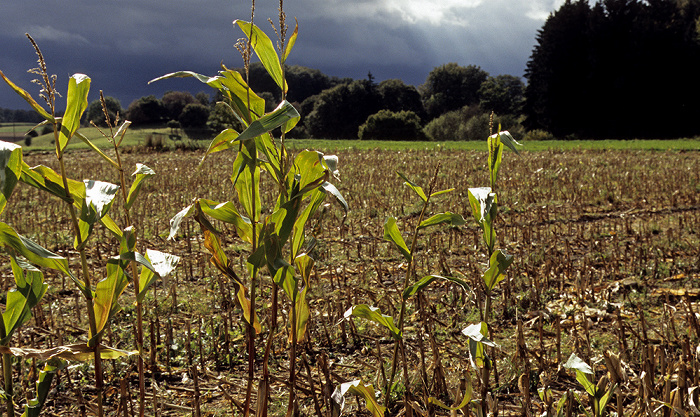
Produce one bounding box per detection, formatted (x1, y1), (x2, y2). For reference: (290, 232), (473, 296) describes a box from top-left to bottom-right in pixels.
(1, 147), (699, 416)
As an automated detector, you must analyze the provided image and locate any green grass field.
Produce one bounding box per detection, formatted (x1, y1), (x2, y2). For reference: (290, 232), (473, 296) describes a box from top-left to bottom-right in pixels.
(3, 122), (699, 152)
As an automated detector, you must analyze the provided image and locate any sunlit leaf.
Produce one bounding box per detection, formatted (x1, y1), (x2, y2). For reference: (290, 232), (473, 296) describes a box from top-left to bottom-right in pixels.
(168, 204), (195, 240)
(0, 141), (23, 216)
(430, 188), (455, 198)
(198, 199), (253, 244)
(487, 130), (504, 190)
(137, 249), (180, 302)
(74, 131), (119, 169)
(235, 100), (299, 143)
(2, 257), (47, 345)
(293, 254), (313, 342)
(0, 70), (54, 122)
(467, 187), (496, 224)
(20, 163), (86, 207)
(57, 74), (90, 154)
(564, 353), (596, 396)
(292, 190), (325, 257)
(495, 130), (522, 155)
(204, 128), (240, 157)
(234, 152), (262, 222)
(418, 212), (466, 229)
(482, 249), (513, 292)
(0, 222), (74, 287)
(282, 20), (298, 64)
(397, 172), (427, 202)
(320, 181), (348, 213)
(150, 69), (264, 123)
(331, 380), (385, 417)
(90, 259), (129, 346)
(234, 20), (286, 94)
(462, 322), (497, 368)
(126, 163), (155, 211)
(77, 180), (119, 248)
(344, 304), (401, 340)
(467, 187), (498, 251)
(383, 217), (411, 262)
(403, 274), (470, 300)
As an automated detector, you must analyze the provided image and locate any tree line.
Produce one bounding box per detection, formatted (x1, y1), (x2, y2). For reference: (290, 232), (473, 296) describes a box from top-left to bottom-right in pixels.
(4, 0), (698, 140)
(525, 0), (700, 139)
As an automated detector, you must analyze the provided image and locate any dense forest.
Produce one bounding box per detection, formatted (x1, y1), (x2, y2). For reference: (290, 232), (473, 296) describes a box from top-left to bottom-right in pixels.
(525, 0), (700, 139)
(3, 0), (699, 140)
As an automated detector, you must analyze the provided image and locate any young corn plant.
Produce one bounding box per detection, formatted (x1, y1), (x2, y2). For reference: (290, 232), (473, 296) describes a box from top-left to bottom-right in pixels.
(343, 166), (470, 415)
(458, 126), (521, 415)
(1, 35), (179, 417)
(154, 3), (347, 415)
(89, 92), (180, 417)
(563, 353), (616, 417)
(0, 141), (71, 417)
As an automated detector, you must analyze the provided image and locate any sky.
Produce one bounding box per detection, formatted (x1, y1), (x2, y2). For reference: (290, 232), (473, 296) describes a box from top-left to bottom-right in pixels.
(0, 0), (566, 111)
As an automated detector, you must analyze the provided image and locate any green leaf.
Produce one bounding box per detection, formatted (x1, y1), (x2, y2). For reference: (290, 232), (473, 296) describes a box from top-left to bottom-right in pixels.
(0, 70), (54, 122)
(331, 380), (386, 417)
(90, 259), (129, 346)
(77, 180), (120, 248)
(430, 188), (455, 198)
(57, 74), (90, 154)
(149, 69), (265, 123)
(418, 212), (466, 229)
(126, 163), (155, 211)
(320, 181), (348, 213)
(198, 222), (261, 334)
(198, 199), (253, 244)
(487, 131), (504, 189)
(468, 187), (498, 252)
(496, 130), (522, 155)
(21, 359), (64, 417)
(234, 100), (300, 143)
(397, 171), (427, 202)
(292, 190), (325, 257)
(20, 163), (86, 207)
(234, 20), (286, 94)
(293, 254), (313, 342)
(234, 152), (262, 222)
(204, 128), (240, 157)
(74, 131), (118, 169)
(564, 353), (596, 396)
(282, 20), (298, 64)
(344, 304), (401, 340)
(462, 322), (497, 368)
(0, 222), (73, 284)
(429, 377), (472, 410)
(383, 217), (411, 262)
(403, 274), (470, 300)
(2, 258), (47, 345)
(482, 249), (513, 292)
(0, 141), (23, 216)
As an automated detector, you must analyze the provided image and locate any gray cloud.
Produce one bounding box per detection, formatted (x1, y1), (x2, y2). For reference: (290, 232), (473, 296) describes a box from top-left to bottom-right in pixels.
(1, 0), (562, 110)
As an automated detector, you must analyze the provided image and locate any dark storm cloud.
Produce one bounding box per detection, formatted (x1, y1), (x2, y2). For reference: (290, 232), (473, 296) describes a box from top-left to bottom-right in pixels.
(1, 0), (563, 110)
